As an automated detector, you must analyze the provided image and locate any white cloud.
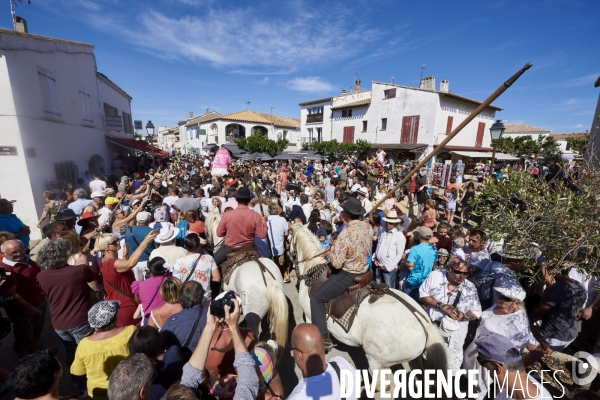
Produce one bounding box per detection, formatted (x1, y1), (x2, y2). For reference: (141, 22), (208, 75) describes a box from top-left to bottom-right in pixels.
(86, 5), (382, 72)
(72, 0), (101, 11)
(286, 77), (335, 93)
(258, 77), (269, 84)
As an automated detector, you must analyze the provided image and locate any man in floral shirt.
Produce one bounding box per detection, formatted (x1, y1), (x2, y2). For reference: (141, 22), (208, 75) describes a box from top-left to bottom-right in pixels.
(171, 234), (220, 300)
(310, 197), (372, 351)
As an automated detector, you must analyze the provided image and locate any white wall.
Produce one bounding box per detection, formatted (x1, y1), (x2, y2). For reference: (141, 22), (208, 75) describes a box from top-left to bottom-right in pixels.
(300, 101), (332, 144)
(436, 96), (497, 148)
(0, 31), (121, 239)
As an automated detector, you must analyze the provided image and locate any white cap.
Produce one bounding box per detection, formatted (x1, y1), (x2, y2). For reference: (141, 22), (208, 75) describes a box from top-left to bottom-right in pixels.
(91, 191), (105, 198)
(136, 211), (151, 222)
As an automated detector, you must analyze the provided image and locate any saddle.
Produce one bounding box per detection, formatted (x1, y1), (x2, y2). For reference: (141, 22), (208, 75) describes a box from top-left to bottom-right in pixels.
(309, 267), (374, 332)
(220, 242), (274, 287)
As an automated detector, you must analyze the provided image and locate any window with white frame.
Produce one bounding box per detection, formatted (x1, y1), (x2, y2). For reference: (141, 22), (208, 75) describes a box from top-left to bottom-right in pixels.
(38, 66), (60, 119)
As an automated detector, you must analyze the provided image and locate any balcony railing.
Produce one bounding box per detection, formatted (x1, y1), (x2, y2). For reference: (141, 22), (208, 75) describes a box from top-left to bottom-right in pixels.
(306, 113), (323, 123)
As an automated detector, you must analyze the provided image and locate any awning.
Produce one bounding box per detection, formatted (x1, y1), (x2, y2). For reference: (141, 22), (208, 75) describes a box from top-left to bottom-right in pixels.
(106, 137), (169, 157)
(221, 144), (248, 158)
(449, 150), (519, 160)
(373, 143), (428, 151)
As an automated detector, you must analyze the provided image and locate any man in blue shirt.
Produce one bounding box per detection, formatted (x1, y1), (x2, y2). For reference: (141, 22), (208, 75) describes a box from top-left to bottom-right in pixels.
(68, 189), (92, 234)
(404, 226), (438, 302)
(0, 199), (30, 250)
(161, 281), (208, 358)
(123, 211), (154, 280)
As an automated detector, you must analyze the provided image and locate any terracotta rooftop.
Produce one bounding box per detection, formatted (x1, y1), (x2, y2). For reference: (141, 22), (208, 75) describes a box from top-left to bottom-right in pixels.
(256, 112), (300, 129)
(331, 98), (372, 110)
(186, 111), (223, 127)
(549, 132), (589, 141)
(504, 123), (551, 133)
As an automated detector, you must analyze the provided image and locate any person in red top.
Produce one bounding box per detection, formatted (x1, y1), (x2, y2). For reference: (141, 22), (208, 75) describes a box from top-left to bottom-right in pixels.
(0, 239), (45, 357)
(92, 230), (158, 327)
(213, 187), (268, 265)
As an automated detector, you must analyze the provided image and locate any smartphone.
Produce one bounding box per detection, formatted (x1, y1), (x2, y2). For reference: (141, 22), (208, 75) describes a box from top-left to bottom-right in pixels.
(151, 229), (160, 235)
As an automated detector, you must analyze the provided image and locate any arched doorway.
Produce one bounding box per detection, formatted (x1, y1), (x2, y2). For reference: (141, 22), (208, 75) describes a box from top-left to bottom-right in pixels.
(251, 125), (268, 136)
(88, 154), (105, 173)
(225, 124), (246, 143)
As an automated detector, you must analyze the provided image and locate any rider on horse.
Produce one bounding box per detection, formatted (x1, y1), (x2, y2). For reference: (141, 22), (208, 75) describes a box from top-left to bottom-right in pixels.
(309, 197), (372, 351)
(213, 187), (268, 265)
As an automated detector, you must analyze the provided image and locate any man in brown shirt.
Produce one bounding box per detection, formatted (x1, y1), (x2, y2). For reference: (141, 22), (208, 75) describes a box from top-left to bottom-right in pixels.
(214, 187), (267, 265)
(310, 197), (371, 351)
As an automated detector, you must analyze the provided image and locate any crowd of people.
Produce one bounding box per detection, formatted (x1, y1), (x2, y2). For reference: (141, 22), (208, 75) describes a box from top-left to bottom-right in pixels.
(0, 147), (598, 400)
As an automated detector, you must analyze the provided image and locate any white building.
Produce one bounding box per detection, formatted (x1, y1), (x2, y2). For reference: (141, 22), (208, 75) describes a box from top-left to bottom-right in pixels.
(182, 110), (300, 152)
(0, 27), (140, 240)
(503, 123), (552, 140)
(299, 77), (501, 162)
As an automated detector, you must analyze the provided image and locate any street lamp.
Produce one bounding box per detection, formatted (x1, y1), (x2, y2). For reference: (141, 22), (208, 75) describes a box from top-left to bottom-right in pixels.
(146, 120), (156, 168)
(489, 119), (505, 170)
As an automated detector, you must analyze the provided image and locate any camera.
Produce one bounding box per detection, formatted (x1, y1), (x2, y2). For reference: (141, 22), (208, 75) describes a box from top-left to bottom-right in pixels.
(210, 290), (236, 318)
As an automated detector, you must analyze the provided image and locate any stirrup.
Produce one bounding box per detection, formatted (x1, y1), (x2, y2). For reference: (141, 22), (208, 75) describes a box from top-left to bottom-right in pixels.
(323, 333), (333, 352)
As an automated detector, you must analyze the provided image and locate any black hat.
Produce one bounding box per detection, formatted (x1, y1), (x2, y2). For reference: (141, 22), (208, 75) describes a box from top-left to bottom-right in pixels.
(233, 187), (253, 200)
(341, 197), (366, 216)
(55, 209), (79, 221)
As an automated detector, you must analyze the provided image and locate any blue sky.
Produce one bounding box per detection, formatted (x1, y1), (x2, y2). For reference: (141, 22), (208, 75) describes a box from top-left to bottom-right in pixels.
(2, 0), (599, 133)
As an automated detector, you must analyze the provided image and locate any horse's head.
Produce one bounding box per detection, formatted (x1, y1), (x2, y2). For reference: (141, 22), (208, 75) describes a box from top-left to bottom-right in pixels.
(204, 210), (222, 248)
(289, 223), (328, 276)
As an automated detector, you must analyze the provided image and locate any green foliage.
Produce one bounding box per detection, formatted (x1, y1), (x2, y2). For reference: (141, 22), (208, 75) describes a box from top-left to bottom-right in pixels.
(495, 135), (561, 159)
(304, 139), (372, 157)
(236, 135), (289, 154)
(566, 136), (589, 155)
(471, 166), (600, 280)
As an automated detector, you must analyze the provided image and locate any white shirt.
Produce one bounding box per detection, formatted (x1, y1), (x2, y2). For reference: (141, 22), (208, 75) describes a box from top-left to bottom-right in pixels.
(202, 184), (213, 197)
(569, 269), (600, 308)
(288, 356), (357, 400)
(419, 270), (482, 322)
(301, 203), (313, 220)
(163, 195), (179, 208)
(89, 179), (106, 193)
(361, 199), (372, 215)
(374, 229), (406, 271)
(350, 183), (361, 193)
(97, 207), (111, 226)
(267, 215), (288, 256)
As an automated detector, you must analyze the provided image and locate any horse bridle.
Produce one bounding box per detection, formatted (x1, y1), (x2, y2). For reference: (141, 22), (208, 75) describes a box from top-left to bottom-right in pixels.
(288, 228), (330, 282)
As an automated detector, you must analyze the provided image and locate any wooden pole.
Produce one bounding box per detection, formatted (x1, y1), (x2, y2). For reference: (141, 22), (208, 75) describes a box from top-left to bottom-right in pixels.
(251, 160), (265, 217)
(368, 62), (532, 215)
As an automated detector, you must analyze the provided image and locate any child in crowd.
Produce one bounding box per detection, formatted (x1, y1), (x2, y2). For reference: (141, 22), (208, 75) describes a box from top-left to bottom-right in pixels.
(316, 228), (330, 249)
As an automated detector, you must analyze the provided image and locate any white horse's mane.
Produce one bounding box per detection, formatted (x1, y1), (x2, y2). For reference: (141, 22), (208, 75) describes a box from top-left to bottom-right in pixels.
(204, 210), (221, 246)
(290, 224), (328, 273)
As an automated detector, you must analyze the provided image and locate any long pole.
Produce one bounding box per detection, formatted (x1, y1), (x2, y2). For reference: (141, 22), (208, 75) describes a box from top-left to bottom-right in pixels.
(151, 134), (156, 169)
(9, 0), (16, 29)
(490, 141), (497, 171)
(368, 62), (532, 215)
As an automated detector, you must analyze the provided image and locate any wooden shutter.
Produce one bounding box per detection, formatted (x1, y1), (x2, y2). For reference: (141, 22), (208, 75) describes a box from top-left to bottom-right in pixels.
(343, 126), (355, 143)
(342, 109), (347, 118)
(401, 115), (419, 144)
(475, 122), (485, 147)
(388, 88), (396, 99)
(446, 116), (453, 135)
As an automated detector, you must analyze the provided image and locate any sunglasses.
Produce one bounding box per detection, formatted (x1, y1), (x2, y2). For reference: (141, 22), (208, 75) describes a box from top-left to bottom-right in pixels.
(497, 293), (515, 302)
(449, 267), (469, 276)
(108, 240), (119, 246)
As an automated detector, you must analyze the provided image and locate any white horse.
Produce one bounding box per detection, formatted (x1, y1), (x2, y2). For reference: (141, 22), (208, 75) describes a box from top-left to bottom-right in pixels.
(203, 210), (224, 253)
(205, 211), (289, 354)
(289, 224), (448, 380)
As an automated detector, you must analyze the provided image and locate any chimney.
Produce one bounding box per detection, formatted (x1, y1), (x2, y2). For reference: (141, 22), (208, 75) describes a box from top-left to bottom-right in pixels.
(15, 16), (28, 33)
(189, 111), (193, 118)
(354, 79), (361, 92)
(419, 76), (435, 91)
(341, 89), (347, 95)
(440, 80), (449, 93)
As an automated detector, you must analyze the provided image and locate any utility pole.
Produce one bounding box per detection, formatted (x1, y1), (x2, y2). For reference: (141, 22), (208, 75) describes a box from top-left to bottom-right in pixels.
(9, 0), (17, 29)
(270, 106), (277, 139)
(420, 64), (426, 87)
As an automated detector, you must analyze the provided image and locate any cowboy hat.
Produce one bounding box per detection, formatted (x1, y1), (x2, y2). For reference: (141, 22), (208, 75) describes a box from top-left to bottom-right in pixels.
(77, 212), (99, 226)
(155, 226), (180, 243)
(394, 201), (409, 215)
(382, 210), (401, 224)
(493, 279), (526, 301)
(341, 197), (366, 216)
(55, 209), (79, 221)
(233, 187), (253, 199)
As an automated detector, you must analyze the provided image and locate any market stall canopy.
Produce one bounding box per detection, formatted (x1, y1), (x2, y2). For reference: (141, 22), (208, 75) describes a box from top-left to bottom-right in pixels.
(249, 152), (273, 160)
(272, 152), (301, 161)
(106, 137), (169, 157)
(221, 144), (248, 158)
(449, 150), (519, 160)
(290, 150), (324, 160)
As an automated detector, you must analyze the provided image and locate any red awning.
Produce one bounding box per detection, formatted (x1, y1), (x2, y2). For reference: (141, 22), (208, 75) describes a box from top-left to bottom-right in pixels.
(107, 137), (169, 157)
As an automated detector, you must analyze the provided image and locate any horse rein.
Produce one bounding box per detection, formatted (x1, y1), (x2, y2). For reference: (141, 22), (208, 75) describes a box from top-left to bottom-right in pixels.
(288, 229), (330, 281)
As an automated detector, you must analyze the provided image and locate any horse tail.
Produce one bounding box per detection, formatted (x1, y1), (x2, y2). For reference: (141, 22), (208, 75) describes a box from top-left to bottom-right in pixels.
(266, 280), (288, 360)
(423, 320), (450, 400)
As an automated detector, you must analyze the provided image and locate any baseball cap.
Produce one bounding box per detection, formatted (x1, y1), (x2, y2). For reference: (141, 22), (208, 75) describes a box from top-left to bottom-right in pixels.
(91, 191), (105, 198)
(121, 176), (130, 182)
(416, 226), (432, 240)
(104, 197), (120, 205)
(136, 211), (151, 222)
